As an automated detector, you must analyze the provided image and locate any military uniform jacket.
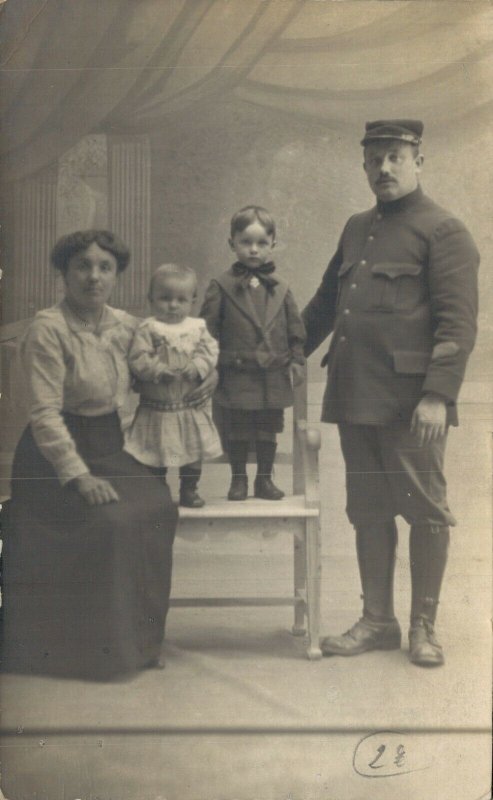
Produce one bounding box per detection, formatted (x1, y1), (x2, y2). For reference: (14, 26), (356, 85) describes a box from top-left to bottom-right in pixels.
(200, 266), (306, 409)
(302, 187), (479, 426)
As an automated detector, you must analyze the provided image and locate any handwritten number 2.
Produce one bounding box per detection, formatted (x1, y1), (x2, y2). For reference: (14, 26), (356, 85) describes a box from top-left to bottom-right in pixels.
(368, 745), (386, 768)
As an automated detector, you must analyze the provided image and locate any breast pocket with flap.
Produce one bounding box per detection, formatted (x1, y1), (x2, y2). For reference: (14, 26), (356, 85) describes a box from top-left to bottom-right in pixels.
(369, 262), (426, 313)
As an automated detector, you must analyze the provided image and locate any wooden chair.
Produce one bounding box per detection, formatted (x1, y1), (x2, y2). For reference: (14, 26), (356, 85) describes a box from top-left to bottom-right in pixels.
(0, 323), (323, 659)
(173, 373), (323, 660)
(0, 320), (31, 500)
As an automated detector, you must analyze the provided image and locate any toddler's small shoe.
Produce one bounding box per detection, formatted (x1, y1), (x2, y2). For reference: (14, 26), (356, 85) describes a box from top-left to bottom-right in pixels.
(179, 488), (205, 508)
(253, 476), (284, 500)
(228, 475), (248, 501)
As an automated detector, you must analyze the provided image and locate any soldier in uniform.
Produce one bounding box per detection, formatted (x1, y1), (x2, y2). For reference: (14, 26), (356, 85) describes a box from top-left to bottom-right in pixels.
(302, 120), (479, 666)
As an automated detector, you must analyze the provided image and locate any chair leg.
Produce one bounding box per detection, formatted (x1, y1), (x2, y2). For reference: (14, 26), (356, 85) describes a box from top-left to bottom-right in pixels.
(305, 517), (322, 660)
(292, 534), (307, 636)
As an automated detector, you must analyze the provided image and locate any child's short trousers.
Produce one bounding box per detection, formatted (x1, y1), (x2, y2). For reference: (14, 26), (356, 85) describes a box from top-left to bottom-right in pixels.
(228, 408), (284, 441)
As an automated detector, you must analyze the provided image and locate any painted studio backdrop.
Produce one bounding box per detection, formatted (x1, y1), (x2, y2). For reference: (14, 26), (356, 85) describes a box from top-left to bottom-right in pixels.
(1, 0), (492, 456)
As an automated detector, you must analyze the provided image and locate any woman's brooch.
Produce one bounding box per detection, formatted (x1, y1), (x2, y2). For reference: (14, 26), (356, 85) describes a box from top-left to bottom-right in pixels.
(250, 276), (260, 288)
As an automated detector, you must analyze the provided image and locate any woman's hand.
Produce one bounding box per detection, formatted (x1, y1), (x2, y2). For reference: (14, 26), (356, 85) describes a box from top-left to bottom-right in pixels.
(184, 368), (218, 405)
(159, 366), (178, 382)
(182, 362), (200, 381)
(73, 473), (120, 506)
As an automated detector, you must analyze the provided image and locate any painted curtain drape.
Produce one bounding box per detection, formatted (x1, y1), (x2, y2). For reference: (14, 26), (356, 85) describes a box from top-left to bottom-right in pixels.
(1, 0), (492, 182)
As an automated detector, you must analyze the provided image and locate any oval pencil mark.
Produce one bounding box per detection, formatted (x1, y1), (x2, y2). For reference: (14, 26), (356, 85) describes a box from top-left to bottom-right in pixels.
(353, 731), (433, 778)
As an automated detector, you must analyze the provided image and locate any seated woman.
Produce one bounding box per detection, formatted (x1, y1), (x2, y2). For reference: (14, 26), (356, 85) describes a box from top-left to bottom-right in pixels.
(1, 230), (211, 681)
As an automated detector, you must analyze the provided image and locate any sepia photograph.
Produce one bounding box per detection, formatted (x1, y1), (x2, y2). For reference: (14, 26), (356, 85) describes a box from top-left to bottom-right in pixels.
(0, 1), (491, 798)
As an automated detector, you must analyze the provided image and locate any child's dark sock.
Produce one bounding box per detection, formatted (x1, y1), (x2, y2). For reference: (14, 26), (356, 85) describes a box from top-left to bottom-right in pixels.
(228, 440), (249, 477)
(255, 440), (277, 478)
(148, 465), (168, 482)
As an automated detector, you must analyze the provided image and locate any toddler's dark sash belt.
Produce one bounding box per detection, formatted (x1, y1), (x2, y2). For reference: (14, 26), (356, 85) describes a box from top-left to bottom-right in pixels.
(140, 398), (207, 412)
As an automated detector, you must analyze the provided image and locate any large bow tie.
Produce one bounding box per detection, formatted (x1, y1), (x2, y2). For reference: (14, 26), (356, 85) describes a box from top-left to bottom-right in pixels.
(232, 261), (278, 293)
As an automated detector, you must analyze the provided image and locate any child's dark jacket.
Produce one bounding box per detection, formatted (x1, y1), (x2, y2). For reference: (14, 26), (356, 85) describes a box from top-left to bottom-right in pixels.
(200, 265), (305, 410)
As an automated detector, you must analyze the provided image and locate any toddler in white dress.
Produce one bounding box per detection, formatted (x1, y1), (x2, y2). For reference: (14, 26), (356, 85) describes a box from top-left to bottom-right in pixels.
(125, 264), (222, 507)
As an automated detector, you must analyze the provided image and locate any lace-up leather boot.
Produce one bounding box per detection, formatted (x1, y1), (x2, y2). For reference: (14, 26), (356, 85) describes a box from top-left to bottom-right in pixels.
(408, 524), (449, 667)
(321, 520), (401, 656)
(409, 615), (444, 666)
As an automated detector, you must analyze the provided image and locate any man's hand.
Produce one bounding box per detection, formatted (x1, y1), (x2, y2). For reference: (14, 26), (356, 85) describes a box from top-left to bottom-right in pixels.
(410, 395), (447, 447)
(291, 362), (305, 387)
(184, 368), (218, 405)
(73, 473), (119, 506)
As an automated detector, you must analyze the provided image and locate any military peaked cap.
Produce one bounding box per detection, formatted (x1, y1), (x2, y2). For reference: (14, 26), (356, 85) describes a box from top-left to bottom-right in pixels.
(361, 119), (424, 146)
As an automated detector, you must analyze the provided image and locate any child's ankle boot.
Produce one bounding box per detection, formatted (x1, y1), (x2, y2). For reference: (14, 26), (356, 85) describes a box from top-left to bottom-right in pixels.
(228, 475), (248, 501)
(179, 465), (205, 508)
(227, 442), (249, 500)
(254, 441), (284, 500)
(253, 475), (284, 500)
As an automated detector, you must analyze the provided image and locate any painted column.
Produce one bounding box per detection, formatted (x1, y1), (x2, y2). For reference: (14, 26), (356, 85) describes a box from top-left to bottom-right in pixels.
(108, 135), (151, 315)
(12, 164), (58, 319)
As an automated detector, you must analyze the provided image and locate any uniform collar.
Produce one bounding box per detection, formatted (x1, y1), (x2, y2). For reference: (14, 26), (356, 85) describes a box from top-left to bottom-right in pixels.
(376, 185), (423, 215)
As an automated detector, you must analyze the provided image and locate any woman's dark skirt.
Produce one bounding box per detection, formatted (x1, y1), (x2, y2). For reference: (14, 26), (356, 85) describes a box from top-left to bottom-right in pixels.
(1, 412), (178, 681)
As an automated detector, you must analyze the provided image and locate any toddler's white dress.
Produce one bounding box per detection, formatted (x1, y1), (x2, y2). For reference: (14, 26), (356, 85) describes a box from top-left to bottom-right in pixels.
(124, 316), (222, 467)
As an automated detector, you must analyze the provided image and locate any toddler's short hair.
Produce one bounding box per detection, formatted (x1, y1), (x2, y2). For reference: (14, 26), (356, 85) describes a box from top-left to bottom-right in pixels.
(230, 206), (276, 239)
(148, 263), (198, 299)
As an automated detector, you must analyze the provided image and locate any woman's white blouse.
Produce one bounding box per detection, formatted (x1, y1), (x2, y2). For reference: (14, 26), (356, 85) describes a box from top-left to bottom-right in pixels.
(21, 300), (137, 483)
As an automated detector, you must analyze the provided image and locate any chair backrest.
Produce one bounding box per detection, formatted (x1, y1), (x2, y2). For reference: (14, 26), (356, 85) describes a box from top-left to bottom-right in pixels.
(0, 319), (31, 498)
(292, 367), (309, 494)
(0, 319), (31, 444)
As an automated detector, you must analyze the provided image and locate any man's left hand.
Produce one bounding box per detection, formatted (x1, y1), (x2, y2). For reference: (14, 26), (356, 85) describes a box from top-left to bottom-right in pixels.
(410, 395), (447, 447)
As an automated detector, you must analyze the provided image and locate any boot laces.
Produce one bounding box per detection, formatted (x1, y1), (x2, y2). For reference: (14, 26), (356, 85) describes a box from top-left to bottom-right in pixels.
(412, 616), (440, 646)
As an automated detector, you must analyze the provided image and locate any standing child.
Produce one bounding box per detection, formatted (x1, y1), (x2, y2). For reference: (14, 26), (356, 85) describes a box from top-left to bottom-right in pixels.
(201, 206), (305, 501)
(125, 264), (222, 507)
